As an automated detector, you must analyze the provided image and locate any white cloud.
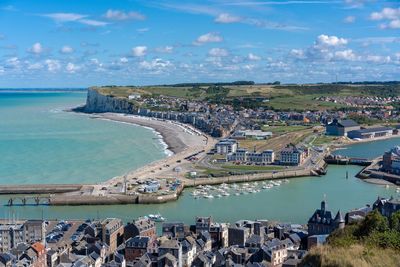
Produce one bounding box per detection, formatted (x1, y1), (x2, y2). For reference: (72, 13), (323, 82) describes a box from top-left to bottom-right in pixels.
(6, 57), (20, 68)
(78, 19), (109, 27)
(42, 13), (108, 27)
(104, 9), (146, 21)
(195, 33), (223, 45)
(45, 59), (61, 72)
(315, 34), (348, 47)
(139, 58), (173, 70)
(366, 55), (391, 63)
(370, 8), (400, 29)
(208, 48), (228, 57)
(66, 62), (80, 73)
(370, 8), (400, 21)
(155, 46), (174, 53)
(42, 13), (87, 22)
(28, 43), (43, 54)
(137, 28), (149, 33)
(344, 16), (356, 23)
(215, 13), (242, 24)
(132, 46), (147, 57)
(28, 62), (43, 70)
(334, 50), (358, 61)
(290, 49), (305, 59)
(60, 45), (74, 54)
(120, 57), (128, 63)
(248, 53), (261, 61)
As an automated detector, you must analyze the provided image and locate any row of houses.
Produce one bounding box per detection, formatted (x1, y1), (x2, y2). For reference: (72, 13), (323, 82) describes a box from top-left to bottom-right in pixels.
(215, 140), (308, 166)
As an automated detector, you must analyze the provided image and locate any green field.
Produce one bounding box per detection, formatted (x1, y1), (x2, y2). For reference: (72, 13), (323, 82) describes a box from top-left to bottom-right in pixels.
(262, 125), (311, 134)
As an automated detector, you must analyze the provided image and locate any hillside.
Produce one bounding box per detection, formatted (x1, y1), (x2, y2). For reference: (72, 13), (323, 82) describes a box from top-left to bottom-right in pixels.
(300, 209), (400, 267)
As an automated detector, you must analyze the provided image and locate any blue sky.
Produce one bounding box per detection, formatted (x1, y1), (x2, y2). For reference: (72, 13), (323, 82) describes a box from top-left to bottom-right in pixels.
(0, 0), (399, 87)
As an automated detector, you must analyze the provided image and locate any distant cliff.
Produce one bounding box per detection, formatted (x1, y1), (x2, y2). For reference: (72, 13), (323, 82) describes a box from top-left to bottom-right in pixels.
(83, 88), (136, 113)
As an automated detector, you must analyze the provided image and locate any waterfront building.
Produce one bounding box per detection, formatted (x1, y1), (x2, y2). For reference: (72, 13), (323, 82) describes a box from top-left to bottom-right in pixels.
(162, 223), (186, 240)
(125, 236), (151, 264)
(227, 149), (275, 164)
(373, 196), (400, 217)
(0, 220), (45, 253)
(158, 239), (182, 267)
(124, 217), (156, 240)
(326, 118), (360, 136)
(382, 146), (400, 174)
(347, 126), (393, 140)
(215, 139), (238, 155)
(279, 144), (308, 166)
(143, 181), (160, 193)
(101, 218), (124, 254)
(307, 200), (345, 236)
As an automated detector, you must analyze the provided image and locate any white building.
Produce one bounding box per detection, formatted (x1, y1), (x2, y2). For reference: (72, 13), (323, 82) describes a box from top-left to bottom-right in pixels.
(279, 145), (308, 166)
(215, 139), (238, 155)
(227, 149), (275, 164)
(231, 130), (273, 140)
(128, 93), (141, 100)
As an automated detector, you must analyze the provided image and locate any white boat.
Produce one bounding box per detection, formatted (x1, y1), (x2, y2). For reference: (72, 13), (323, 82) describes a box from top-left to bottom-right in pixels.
(146, 214), (166, 222)
(235, 192), (240, 196)
(204, 194), (214, 199)
(216, 194), (222, 198)
(222, 192), (230, 197)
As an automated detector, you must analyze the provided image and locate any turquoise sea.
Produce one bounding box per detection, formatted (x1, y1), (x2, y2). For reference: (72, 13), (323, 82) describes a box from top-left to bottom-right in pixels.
(1, 90), (400, 225)
(0, 90), (166, 184)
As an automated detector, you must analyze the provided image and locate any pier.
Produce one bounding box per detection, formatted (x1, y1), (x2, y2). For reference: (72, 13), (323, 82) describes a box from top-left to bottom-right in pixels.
(0, 184), (84, 195)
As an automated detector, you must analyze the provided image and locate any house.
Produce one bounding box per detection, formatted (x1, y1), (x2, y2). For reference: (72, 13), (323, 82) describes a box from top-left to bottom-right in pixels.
(124, 217), (156, 240)
(382, 146), (400, 174)
(307, 200), (345, 236)
(326, 118), (360, 136)
(373, 196), (400, 217)
(347, 126), (393, 139)
(158, 240), (182, 267)
(215, 139), (238, 155)
(125, 236), (151, 264)
(162, 223), (186, 240)
(279, 144), (308, 166)
(128, 94), (141, 100)
(101, 218), (124, 254)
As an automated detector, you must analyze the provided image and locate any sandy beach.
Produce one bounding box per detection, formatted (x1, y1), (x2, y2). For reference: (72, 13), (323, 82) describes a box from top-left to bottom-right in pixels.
(90, 113), (217, 186)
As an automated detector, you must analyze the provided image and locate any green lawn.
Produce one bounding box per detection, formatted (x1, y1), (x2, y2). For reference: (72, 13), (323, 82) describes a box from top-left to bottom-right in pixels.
(312, 135), (337, 146)
(221, 165), (284, 171)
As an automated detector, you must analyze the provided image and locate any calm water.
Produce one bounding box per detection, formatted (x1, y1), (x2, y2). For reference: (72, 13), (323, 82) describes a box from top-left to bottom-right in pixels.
(1, 91), (399, 225)
(0, 91), (166, 184)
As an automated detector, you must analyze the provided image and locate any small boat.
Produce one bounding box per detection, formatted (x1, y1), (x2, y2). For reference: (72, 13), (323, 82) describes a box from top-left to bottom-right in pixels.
(222, 192), (230, 197)
(235, 192), (240, 196)
(146, 214), (166, 222)
(204, 194), (214, 199)
(216, 194), (222, 198)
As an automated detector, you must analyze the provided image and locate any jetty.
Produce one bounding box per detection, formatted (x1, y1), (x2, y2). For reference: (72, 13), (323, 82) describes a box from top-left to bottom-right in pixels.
(0, 184), (84, 195)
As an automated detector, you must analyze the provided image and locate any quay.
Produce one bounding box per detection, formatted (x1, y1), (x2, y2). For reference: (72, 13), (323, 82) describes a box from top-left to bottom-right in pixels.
(0, 184), (85, 195)
(324, 154), (372, 166)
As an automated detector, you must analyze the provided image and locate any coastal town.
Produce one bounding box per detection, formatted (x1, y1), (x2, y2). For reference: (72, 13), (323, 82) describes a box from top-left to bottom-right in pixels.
(4, 83), (400, 206)
(0, 196), (399, 266)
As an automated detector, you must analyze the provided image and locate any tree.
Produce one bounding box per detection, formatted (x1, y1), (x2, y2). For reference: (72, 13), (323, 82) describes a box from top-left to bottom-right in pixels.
(356, 210), (389, 237)
(390, 211), (400, 232)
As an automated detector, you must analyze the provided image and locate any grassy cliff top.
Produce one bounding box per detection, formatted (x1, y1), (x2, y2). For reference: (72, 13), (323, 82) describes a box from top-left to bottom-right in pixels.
(92, 83), (400, 111)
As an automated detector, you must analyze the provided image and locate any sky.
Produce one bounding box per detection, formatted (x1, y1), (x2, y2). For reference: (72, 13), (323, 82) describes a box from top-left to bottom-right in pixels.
(0, 0), (399, 87)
